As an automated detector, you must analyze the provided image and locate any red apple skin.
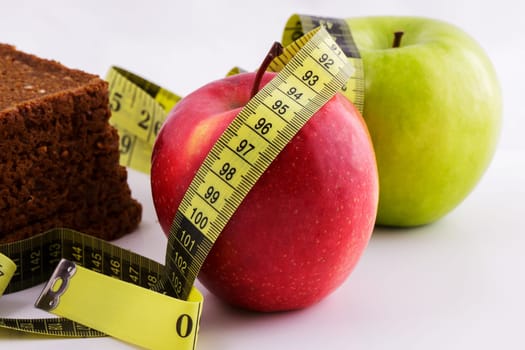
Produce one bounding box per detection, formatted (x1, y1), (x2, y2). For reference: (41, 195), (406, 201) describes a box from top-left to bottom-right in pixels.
(151, 72), (378, 312)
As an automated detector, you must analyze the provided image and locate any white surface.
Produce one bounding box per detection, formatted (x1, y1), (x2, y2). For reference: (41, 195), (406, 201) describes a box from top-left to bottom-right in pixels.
(1, 1), (524, 349)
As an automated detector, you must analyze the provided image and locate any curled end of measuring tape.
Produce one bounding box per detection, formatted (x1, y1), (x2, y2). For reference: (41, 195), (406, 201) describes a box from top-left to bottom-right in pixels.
(35, 259), (76, 311)
(33, 259), (204, 350)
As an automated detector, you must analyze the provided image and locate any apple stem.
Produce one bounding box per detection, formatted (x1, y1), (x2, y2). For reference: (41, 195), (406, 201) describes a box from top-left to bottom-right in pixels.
(251, 41), (284, 98)
(392, 31), (404, 48)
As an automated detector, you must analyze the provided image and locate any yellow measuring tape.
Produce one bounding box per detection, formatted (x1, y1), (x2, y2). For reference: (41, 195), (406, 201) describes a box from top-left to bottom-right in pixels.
(0, 14), (363, 350)
(106, 67), (182, 173)
(1, 228), (203, 346)
(283, 14), (364, 114)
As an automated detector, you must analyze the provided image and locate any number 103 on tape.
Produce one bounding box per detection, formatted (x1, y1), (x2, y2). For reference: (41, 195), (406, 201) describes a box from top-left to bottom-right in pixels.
(166, 26), (354, 301)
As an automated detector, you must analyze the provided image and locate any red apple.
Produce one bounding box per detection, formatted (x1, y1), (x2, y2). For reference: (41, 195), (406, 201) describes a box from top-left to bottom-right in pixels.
(151, 71), (378, 312)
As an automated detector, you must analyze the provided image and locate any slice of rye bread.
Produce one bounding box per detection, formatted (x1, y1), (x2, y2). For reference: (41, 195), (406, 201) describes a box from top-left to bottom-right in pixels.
(0, 44), (142, 243)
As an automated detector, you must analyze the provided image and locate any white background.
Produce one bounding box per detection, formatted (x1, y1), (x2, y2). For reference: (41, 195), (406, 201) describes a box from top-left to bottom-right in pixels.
(1, 1), (524, 349)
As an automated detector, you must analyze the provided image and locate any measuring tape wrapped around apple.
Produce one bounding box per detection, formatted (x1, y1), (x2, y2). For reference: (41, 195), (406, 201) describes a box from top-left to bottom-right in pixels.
(111, 13), (501, 227)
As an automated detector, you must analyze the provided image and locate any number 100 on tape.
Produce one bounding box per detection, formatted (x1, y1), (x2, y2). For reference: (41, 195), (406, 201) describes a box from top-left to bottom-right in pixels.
(165, 26), (354, 300)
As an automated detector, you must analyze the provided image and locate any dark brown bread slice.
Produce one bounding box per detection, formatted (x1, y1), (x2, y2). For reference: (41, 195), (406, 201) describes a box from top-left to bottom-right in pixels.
(0, 44), (142, 243)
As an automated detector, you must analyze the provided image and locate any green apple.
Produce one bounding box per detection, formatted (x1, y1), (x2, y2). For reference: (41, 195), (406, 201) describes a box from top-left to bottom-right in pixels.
(346, 16), (502, 226)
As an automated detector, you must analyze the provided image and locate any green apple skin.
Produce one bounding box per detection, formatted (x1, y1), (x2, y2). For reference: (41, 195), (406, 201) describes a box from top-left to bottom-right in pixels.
(347, 16), (502, 226)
